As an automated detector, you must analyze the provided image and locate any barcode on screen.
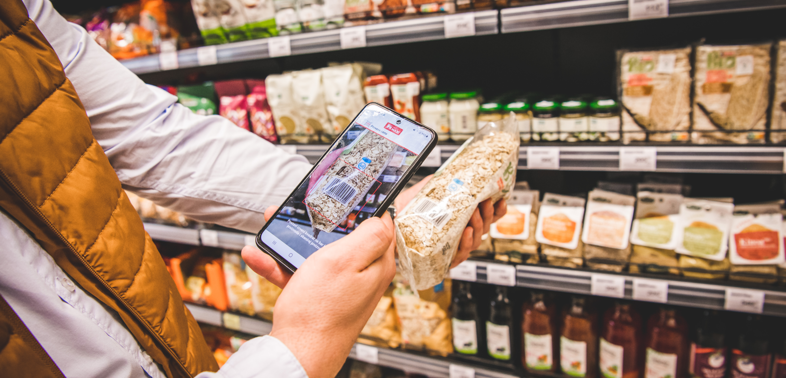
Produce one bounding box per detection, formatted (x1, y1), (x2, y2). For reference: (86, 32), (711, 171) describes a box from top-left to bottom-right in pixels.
(323, 178), (358, 205)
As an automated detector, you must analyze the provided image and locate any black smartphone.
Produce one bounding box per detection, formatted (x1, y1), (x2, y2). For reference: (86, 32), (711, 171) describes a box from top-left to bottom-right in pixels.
(255, 103), (438, 273)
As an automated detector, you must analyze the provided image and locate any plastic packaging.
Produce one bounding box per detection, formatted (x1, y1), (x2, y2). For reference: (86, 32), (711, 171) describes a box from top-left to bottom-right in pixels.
(729, 203), (784, 266)
(538, 193), (586, 268)
(674, 199), (734, 261)
(771, 40), (786, 144)
(218, 0), (250, 42)
(392, 276), (453, 355)
(292, 70), (333, 143)
(178, 83), (218, 116)
(581, 189), (635, 272)
(390, 73), (421, 121)
(321, 64), (366, 134)
(360, 288), (401, 348)
(242, 0), (278, 39)
(245, 79), (278, 143)
(265, 73), (302, 143)
(363, 75), (391, 108)
(215, 80), (250, 131)
(274, 0), (302, 34)
(491, 189), (540, 264)
(395, 116), (520, 290)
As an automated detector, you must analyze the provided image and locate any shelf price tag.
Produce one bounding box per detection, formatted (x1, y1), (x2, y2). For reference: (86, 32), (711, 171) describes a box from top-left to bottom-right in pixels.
(725, 289), (764, 313)
(340, 26), (367, 49)
(268, 36), (292, 57)
(421, 146), (442, 167)
(355, 344), (379, 365)
(222, 313), (241, 331)
(444, 13), (475, 39)
(619, 147), (657, 171)
(244, 234), (257, 247)
(527, 147), (560, 170)
(628, 0), (668, 20)
(159, 51), (179, 71)
(632, 278), (668, 303)
(486, 264), (516, 286)
(782, 149), (786, 173)
(278, 145), (298, 155)
(449, 364), (475, 378)
(200, 229), (219, 247)
(449, 261), (477, 282)
(197, 45), (218, 66)
(591, 274), (626, 298)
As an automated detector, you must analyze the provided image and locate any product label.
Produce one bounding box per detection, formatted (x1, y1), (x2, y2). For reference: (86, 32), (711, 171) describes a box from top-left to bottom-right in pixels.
(421, 111), (449, 136)
(534, 118), (559, 132)
(600, 338), (625, 378)
(525, 333), (553, 370)
(590, 117), (620, 133)
(364, 84), (390, 104)
(452, 319), (478, 354)
(689, 344), (726, 378)
(486, 322), (511, 360)
(646, 348), (678, 378)
(561, 337), (588, 377)
(560, 117), (589, 133)
(391, 84), (417, 120)
(518, 118), (532, 134)
(730, 351), (771, 378)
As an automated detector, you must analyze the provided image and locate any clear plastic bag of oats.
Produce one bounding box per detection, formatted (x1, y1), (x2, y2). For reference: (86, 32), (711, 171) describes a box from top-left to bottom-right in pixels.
(395, 115), (520, 290)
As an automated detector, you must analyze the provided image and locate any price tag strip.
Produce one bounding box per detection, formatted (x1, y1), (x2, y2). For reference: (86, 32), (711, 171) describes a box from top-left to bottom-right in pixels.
(449, 261), (477, 282)
(619, 147), (657, 171)
(444, 13), (475, 39)
(268, 36), (292, 58)
(196, 45), (218, 66)
(449, 364), (476, 378)
(591, 274), (626, 298)
(632, 278), (668, 303)
(355, 344), (379, 365)
(200, 229), (219, 247)
(725, 289), (764, 313)
(340, 26), (367, 49)
(159, 51), (179, 71)
(486, 264), (516, 286)
(527, 147), (560, 170)
(628, 0), (668, 20)
(222, 313), (241, 331)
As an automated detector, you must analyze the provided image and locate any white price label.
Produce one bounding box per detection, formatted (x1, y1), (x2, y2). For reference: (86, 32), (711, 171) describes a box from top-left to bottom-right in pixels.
(268, 36), (292, 57)
(244, 234), (257, 247)
(632, 279), (668, 303)
(421, 146), (442, 167)
(628, 0), (668, 20)
(619, 147), (657, 171)
(527, 147), (560, 170)
(200, 229), (219, 247)
(340, 26), (367, 49)
(159, 51), (179, 71)
(196, 45), (218, 66)
(486, 264), (516, 286)
(444, 13), (475, 39)
(736, 55), (754, 76)
(449, 364), (476, 378)
(591, 274), (626, 298)
(222, 313), (241, 330)
(449, 261), (477, 282)
(355, 344), (379, 365)
(278, 145), (298, 155)
(724, 289), (764, 313)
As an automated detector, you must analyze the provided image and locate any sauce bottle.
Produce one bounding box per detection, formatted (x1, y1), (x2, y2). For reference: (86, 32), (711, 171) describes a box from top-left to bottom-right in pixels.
(389, 73), (420, 121)
(561, 296), (598, 378)
(451, 281), (480, 355)
(363, 75), (391, 108)
(531, 99), (560, 142)
(645, 307), (688, 378)
(522, 290), (558, 373)
(559, 99), (589, 142)
(689, 310), (727, 378)
(487, 286), (514, 361)
(731, 315), (771, 378)
(600, 302), (643, 378)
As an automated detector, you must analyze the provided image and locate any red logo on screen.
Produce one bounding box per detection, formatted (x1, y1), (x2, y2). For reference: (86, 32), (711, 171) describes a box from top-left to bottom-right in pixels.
(384, 123), (403, 135)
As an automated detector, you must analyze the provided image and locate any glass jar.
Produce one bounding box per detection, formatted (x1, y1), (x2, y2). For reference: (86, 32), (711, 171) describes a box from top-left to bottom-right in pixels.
(421, 93), (450, 142)
(559, 99), (589, 142)
(531, 99), (560, 142)
(449, 91), (480, 142)
(390, 73), (420, 121)
(477, 102), (503, 131)
(505, 101), (531, 143)
(589, 98), (621, 142)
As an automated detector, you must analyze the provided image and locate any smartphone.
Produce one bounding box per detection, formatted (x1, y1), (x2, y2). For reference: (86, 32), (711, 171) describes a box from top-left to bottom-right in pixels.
(255, 103), (438, 273)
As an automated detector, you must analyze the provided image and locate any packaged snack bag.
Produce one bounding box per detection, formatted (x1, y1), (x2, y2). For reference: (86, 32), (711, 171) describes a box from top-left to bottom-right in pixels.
(729, 202), (784, 268)
(772, 40), (786, 144)
(491, 189), (540, 264)
(675, 199), (734, 261)
(630, 245), (679, 275)
(679, 255), (729, 280)
(395, 117), (520, 290)
(537, 193), (586, 268)
(246, 265), (281, 320)
(581, 189), (635, 272)
(630, 191), (683, 250)
(321, 64), (367, 134)
(215, 80), (251, 131)
(292, 69), (333, 143)
(241, 0), (277, 39)
(265, 73), (304, 143)
(245, 79), (278, 143)
(178, 82), (218, 116)
(191, 0), (229, 45)
(216, 0), (249, 42)
(223, 251), (255, 316)
(392, 277), (453, 356)
(360, 288), (401, 349)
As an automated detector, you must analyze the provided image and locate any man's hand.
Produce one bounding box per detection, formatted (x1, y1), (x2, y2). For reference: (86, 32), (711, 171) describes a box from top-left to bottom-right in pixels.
(242, 211), (395, 378)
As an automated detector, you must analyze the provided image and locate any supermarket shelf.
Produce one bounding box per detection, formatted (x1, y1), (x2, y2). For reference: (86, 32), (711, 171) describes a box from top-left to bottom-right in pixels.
(500, 0), (786, 33)
(121, 11), (498, 75)
(184, 303), (517, 378)
(143, 222), (200, 245)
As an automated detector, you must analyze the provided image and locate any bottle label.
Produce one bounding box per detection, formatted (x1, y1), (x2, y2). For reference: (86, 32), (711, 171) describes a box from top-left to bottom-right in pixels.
(600, 338), (625, 378)
(590, 116), (621, 133)
(533, 117), (559, 133)
(646, 348), (678, 378)
(730, 351), (771, 378)
(525, 333), (553, 370)
(451, 318), (478, 354)
(561, 336), (588, 377)
(689, 343), (726, 378)
(486, 322), (511, 360)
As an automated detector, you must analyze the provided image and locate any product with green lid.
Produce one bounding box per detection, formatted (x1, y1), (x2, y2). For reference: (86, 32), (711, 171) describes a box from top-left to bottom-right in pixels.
(421, 93), (450, 141)
(505, 101), (532, 142)
(478, 102), (503, 132)
(449, 91), (480, 142)
(589, 98), (621, 142)
(531, 99), (560, 142)
(559, 99), (589, 142)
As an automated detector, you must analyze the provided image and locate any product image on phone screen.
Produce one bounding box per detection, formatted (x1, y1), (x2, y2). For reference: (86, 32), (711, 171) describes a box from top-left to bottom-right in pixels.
(258, 103), (435, 270)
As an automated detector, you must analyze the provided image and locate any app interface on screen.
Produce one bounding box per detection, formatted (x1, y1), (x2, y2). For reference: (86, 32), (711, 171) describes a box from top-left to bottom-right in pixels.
(261, 104), (434, 268)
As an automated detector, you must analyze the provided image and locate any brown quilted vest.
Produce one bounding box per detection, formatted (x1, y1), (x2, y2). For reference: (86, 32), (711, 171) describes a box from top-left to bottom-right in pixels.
(0, 1), (219, 376)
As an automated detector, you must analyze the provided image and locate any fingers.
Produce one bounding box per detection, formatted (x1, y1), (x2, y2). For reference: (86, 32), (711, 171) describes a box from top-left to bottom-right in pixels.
(469, 208), (484, 249)
(479, 199), (495, 235)
(492, 199), (507, 223)
(242, 245), (292, 289)
(451, 227), (474, 268)
(394, 175), (433, 210)
(320, 217), (393, 270)
(264, 206), (278, 222)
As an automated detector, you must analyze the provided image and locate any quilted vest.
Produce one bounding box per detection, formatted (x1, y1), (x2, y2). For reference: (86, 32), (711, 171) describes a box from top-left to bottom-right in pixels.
(0, 1), (218, 377)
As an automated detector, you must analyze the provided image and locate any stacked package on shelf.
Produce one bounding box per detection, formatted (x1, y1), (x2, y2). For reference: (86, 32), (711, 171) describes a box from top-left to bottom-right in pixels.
(629, 190), (683, 275)
(126, 190), (191, 227)
(359, 287), (402, 349)
(191, 0), (277, 45)
(674, 198), (734, 280)
(167, 248), (229, 310)
(581, 189), (635, 272)
(728, 202), (785, 284)
(223, 251), (282, 320)
(772, 40), (786, 144)
(535, 193), (586, 268)
(391, 275), (453, 356)
(178, 82), (219, 115)
(490, 184), (540, 264)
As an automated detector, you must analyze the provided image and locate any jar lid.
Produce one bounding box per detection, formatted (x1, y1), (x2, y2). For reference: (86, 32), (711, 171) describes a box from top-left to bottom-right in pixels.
(450, 91), (478, 99)
(560, 100), (588, 110)
(422, 93), (447, 101)
(590, 98), (619, 110)
(479, 102), (502, 112)
(504, 101), (530, 112)
(532, 100), (559, 111)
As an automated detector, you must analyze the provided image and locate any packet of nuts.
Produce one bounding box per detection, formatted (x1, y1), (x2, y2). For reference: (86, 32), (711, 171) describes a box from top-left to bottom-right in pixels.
(395, 115), (520, 290)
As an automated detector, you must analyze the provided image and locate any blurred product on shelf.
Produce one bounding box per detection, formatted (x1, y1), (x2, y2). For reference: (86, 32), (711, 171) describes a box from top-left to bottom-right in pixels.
(392, 277), (453, 356)
(127, 190), (192, 226)
(244, 0), (280, 38)
(274, 0), (302, 34)
(215, 79), (251, 131)
(178, 82), (219, 115)
(360, 288), (402, 348)
(505, 99), (532, 143)
(522, 290), (558, 373)
(629, 191), (683, 275)
(581, 189), (635, 272)
(292, 69), (333, 141)
(772, 40), (786, 144)
(420, 93), (450, 141)
(730, 315), (771, 378)
(199, 324), (252, 367)
(168, 248), (229, 310)
(322, 64), (367, 132)
(679, 255), (730, 281)
(448, 91), (480, 142)
(492, 188), (540, 264)
(728, 202), (784, 284)
(223, 251), (282, 319)
(600, 302), (642, 378)
(645, 307), (689, 378)
(192, 0), (229, 44)
(619, 47), (692, 144)
(589, 98), (621, 142)
(692, 43), (771, 145)
(390, 73), (421, 122)
(559, 98), (589, 142)
(561, 295), (598, 378)
(531, 98), (560, 142)
(487, 286), (515, 361)
(451, 281), (481, 355)
(773, 338), (786, 378)
(364, 75), (392, 108)
(689, 310), (726, 378)
(246, 79), (279, 142)
(675, 199), (734, 262)
(537, 193), (586, 268)
(478, 102), (504, 136)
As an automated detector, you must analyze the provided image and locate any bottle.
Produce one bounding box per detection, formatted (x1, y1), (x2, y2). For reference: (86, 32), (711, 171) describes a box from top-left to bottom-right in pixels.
(531, 99), (560, 142)
(589, 98), (621, 142)
(449, 92), (480, 142)
(600, 302), (643, 378)
(561, 296), (598, 378)
(363, 75), (391, 108)
(505, 100), (531, 143)
(559, 99), (589, 142)
(390, 73), (421, 122)
(477, 102), (503, 132)
(522, 290), (558, 373)
(451, 281), (480, 355)
(730, 315), (771, 378)
(487, 286), (514, 361)
(420, 93), (450, 142)
(645, 307), (688, 378)
(689, 310), (727, 378)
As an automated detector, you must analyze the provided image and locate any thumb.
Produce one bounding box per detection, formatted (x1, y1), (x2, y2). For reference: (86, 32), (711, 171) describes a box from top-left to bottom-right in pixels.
(264, 206), (277, 222)
(242, 245), (292, 288)
(319, 216), (393, 271)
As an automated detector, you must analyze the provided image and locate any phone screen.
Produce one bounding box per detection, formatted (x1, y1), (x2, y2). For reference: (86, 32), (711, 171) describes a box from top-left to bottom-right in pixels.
(258, 103), (436, 270)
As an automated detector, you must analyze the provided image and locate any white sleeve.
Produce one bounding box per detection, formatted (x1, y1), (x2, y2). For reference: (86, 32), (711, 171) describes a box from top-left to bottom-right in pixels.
(196, 336), (309, 378)
(23, 0), (312, 233)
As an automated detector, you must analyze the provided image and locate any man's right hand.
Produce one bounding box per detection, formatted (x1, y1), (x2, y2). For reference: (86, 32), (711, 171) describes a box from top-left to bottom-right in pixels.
(241, 207), (396, 378)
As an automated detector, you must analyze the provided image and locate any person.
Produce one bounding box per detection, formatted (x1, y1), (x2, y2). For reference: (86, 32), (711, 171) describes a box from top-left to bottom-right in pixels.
(0, 0), (506, 377)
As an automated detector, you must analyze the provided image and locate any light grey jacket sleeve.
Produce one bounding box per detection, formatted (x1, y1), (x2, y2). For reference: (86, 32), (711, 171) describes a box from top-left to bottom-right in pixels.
(195, 336), (309, 378)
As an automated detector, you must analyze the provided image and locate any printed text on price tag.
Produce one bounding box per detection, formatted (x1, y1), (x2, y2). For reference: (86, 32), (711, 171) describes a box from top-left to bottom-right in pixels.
(421, 146), (442, 167)
(632, 279), (668, 303)
(619, 147), (657, 171)
(725, 289), (764, 313)
(268, 36), (292, 57)
(222, 313), (241, 331)
(355, 344), (379, 364)
(444, 13), (475, 38)
(200, 229), (219, 247)
(449, 364), (475, 378)
(340, 26), (367, 49)
(527, 147), (560, 170)
(487, 264), (516, 286)
(628, 0), (668, 20)
(197, 45), (218, 66)
(159, 52), (179, 71)
(591, 274), (626, 298)
(450, 261), (477, 282)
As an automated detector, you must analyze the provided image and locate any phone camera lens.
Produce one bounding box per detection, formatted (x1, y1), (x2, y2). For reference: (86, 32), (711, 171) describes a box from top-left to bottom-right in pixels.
(396, 120), (401, 124)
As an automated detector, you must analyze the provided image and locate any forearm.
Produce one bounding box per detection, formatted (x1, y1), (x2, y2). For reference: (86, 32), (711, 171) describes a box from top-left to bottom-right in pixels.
(196, 336), (309, 378)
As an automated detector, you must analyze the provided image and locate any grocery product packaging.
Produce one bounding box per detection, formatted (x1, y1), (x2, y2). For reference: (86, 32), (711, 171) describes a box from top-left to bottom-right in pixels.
(344, 0), (373, 20)
(629, 191), (682, 274)
(359, 288), (401, 348)
(395, 117), (520, 290)
(537, 193), (586, 268)
(675, 199), (734, 261)
(618, 47), (692, 143)
(692, 43), (771, 144)
(246, 265), (281, 320)
(266, 73), (304, 143)
(581, 189), (635, 272)
(274, 0), (302, 34)
(178, 82), (218, 116)
(630, 245), (679, 275)
(292, 70), (333, 143)
(245, 79), (278, 142)
(217, 0), (249, 42)
(772, 40), (786, 143)
(191, 0), (228, 45)
(321, 64), (367, 134)
(679, 255), (729, 280)
(169, 249), (228, 310)
(636, 182), (683, 195)
(242, 0), (278, 39)
(390, 73), (421, 122)
(364, 75), (392, 107)
(392, 277), (453, 355)
(729, 203), (784, 266)
(215, 80), (251, 131)
(223, 251), (255, 315)
(491, 189), (540, 264)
